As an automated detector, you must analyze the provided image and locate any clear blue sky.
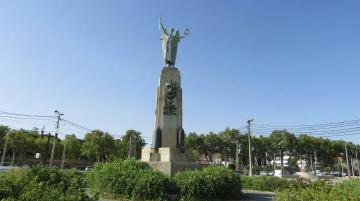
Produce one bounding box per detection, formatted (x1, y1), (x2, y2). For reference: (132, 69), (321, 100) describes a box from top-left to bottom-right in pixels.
(0, 1), (359, 144)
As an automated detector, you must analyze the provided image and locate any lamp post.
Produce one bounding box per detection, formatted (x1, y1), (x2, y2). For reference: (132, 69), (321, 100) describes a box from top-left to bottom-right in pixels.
(247, 119), (254, 177)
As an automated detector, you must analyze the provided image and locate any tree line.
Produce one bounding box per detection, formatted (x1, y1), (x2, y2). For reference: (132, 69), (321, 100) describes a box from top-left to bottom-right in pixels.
(186, 128), (360, 173)
(1, 124), (359, 174)
(0, 125), (145, 165)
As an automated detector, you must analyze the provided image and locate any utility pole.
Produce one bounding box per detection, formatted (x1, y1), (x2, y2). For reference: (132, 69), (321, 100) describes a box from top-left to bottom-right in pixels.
(310, 153), (314, 173)
(351, 158), (355, 177)
(356, 152), (359, 176)
(314, 151), (318, 179)
(133, 137), (137, 159)
(43, 132), (51, 164)
(49, 110), (63, 167)
(345, 142), (351, 178)
(128, 133), (133, 159)
(247, 119), (254, 177)
(61, 135), (67, 169)
(235, 139), (240, 171)
(1, 130), (10, 166)
(340, 157), (344, 176)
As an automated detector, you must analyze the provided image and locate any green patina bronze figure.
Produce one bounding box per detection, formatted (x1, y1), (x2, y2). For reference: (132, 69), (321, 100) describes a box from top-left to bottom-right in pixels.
(159, 16), (189, 67)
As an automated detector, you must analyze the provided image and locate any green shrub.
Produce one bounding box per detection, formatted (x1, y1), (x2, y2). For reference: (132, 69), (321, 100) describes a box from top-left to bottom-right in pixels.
(241, 176), (310, 192)
(0, 165), (94, 201)
(86, 159), (169, 201)
(174, 165), (242, 201)
(276, 179), (360, 201)
(0, 168), (28, 199)
(132, 169), (169, 200)
(173, 169), (207, 200)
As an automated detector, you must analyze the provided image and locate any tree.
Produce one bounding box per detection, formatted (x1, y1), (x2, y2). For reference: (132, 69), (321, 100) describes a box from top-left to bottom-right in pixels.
(81, 130), (115, 162)
(218, 128), (241, 163)
(64, 134), (82, 161)
(120, 130), (146, 159)
(204, 132), (223, 162)
(252, 135), (268, 167)
(185, 132), (206, 160)
(0, 125), (10, 154)
(269, 130), (296, 175)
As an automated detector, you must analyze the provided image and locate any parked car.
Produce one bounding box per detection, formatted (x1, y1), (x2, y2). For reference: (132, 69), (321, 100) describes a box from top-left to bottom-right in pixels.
(330, 172), (341, 177)
(260, 171), (268, 176)
(0, 166), (17, 173)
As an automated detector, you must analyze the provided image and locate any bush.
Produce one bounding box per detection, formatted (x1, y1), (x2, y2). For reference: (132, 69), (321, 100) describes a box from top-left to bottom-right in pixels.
(132, 169), (169, 200)
(174, 165), (242, 201)
(173, 169), (207, 200)
(276, 179), (360, 201)
(86, 159), (169, 201)
(241, 176), (310, 192)
(0, 168), (28, 199)
(0, 166), (94, 201)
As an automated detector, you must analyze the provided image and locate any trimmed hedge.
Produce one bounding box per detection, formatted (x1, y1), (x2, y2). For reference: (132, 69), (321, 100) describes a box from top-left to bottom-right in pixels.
(276, 179), (360, 201)
(0, 165), (94, 201)
(86, 160), (169, 201)
(241, 176), (310, 192)
(174, 165), (242, 201)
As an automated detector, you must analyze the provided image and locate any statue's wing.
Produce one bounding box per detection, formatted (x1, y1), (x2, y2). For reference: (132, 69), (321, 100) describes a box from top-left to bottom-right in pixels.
(159, 16), (169, 35)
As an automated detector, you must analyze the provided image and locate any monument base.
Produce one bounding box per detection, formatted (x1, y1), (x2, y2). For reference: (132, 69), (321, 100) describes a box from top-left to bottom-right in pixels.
(147, 161), (202, 176)
(141, 147), (192, 162)
(141, 147), (202, 176)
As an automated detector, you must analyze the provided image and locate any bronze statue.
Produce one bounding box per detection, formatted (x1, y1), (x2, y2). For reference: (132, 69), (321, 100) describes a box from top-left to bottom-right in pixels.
(159, 17), (189, 67)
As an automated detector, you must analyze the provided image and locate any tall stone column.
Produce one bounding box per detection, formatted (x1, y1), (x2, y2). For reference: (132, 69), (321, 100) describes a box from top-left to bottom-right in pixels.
(152, 67), (184, 151)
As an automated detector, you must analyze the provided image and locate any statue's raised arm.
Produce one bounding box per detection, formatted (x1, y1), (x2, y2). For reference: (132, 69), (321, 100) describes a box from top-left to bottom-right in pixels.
(179, 28), (190, 39)
(159, 16), (169, 36)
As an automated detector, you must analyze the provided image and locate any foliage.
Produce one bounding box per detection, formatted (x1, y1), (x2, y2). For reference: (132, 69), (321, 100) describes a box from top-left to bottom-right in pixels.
(0, 165), (94, 201)
(185, 128), (241, 162)
(0, 124), (148, 165)
(241, 176), (310, 192)
(2, 123), (360, 175)
(132, 169), (169, 200)
(119, 130), (146, 160)
(86, 160), (168, 201)
(269, 130), (297, 173)
(64, 134), (82, 161)
(185, 128), (360, 175)
(174, 165), (242, 201)
(276, 179), (360, 201)
(81, 130), (115, 162)
(0, 125), (10, 146)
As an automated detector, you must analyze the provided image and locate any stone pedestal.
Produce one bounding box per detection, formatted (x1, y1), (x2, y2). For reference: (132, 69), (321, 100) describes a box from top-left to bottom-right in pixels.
(141, 66), (201, 176)
(141, 147), (201, 176)
(141, 147), (192, 162)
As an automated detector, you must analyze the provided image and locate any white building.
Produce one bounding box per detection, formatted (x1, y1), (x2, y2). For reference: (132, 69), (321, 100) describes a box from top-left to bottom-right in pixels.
(271, 155), (290, 167)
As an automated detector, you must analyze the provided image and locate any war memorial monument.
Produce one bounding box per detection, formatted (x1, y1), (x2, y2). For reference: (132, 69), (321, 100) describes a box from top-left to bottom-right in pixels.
(141, 18), (200, 176)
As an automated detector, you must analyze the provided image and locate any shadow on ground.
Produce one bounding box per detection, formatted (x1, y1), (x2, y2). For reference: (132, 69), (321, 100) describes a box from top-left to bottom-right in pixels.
(240, 190), (275, 201)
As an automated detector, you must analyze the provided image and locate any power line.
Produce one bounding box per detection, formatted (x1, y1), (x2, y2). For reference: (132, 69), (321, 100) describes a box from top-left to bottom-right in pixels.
(0, 115), (56, 120)
(0, 110), (55, 118)
(315, 133), (360, 138)
(253, 119), (360, 129)
(60, 119), (92, 132)
(245, 119), (360, 141)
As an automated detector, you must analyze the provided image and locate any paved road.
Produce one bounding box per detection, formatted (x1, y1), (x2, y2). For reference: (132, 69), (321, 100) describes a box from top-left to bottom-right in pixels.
(241, 190), (275, 201)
